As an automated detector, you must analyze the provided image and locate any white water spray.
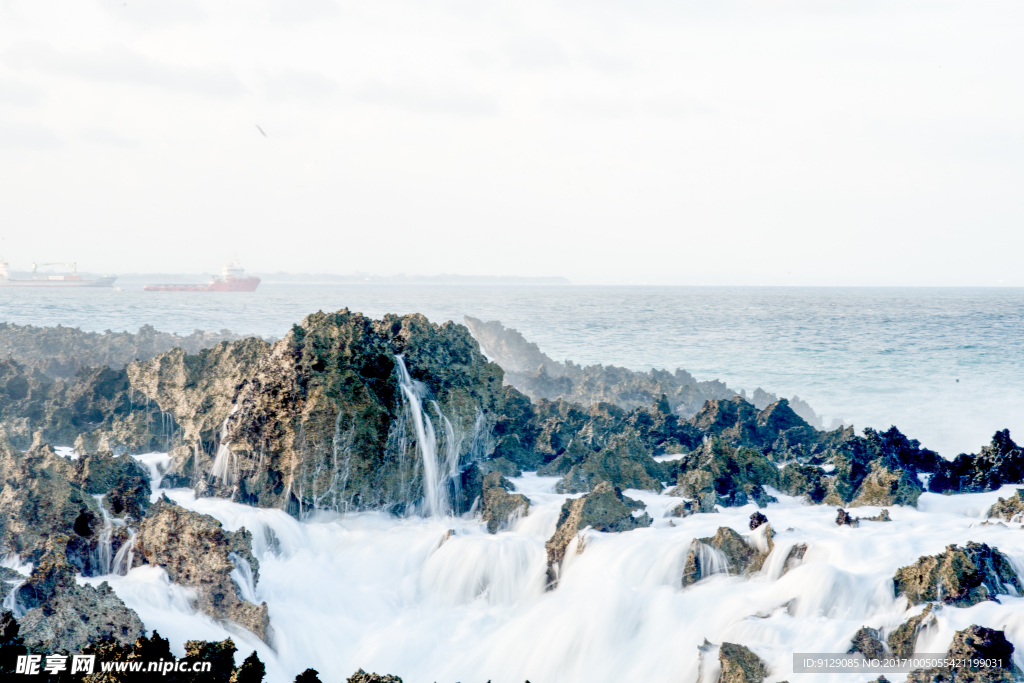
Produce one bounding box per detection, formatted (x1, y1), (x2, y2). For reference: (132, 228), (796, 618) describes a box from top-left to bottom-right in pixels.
(394, 356), (448, 517)
(211, 405), (240, 485)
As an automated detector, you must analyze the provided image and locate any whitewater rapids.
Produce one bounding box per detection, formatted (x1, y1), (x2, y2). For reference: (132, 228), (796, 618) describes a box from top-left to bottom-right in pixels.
(62, 453), (1024, 683)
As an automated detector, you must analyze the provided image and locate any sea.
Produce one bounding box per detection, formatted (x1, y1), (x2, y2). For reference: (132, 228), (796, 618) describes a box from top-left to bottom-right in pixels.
(2, 284), (1021, 458)
(4, 285), (1024, 682)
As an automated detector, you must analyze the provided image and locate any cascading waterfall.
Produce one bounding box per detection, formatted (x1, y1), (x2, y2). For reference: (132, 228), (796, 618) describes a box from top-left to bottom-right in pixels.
(210, 404), (240, 485)
(395, 355), (448, 517)
(94, 494), (114, 575)
(111, 528), (137, 576)
(228, 552), (259, 604)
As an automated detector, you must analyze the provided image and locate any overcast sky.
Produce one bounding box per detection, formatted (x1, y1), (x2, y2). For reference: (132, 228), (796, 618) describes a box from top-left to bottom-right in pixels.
(0, 0), (1021, 285)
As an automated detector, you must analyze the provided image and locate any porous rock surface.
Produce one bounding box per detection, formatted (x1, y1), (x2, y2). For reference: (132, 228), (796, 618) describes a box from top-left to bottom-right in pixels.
(0, 321), (250, 380)
(136, 496), (269, 640)
(545, 482), (651, 587)
(987, 489), (1024, 521)
(893, 542), (1022, 607)
(682, 526), (773, 587)
(480, 471), (529, 533)
(906, 624), (1018, 683)
(14, 542), (145, 652)
(718, 642), (770, 683)
(849, 626), (887, 659)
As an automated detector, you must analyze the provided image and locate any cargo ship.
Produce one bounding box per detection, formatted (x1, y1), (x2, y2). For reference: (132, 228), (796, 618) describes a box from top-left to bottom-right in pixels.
(0, 259), (116, 288)
(144, 261), (260, 292)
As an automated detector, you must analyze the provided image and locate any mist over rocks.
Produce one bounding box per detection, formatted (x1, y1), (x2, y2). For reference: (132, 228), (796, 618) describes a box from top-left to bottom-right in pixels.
(463, 315), (825, 426)
(0, 322), (254, 380)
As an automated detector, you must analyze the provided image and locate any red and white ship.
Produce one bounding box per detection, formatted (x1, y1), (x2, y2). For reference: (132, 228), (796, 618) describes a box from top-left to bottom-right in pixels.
(144, 261), (261, 292)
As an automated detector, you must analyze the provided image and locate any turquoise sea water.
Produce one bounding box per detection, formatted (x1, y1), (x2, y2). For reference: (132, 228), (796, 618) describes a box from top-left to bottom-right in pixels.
(1, 285), (1021, 458)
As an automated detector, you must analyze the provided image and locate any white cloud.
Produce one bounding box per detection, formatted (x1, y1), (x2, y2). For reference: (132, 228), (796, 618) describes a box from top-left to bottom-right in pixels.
(5, 44), (245, 98)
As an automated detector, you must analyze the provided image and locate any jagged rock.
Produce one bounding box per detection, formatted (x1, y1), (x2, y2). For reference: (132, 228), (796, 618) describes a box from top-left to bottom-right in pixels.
(136, 497), (269, 640)
(14, 545), (144, 652)
(669, 439), (779, 508)
(347, 669), (404, 683)
(718, 642), (769, 683)
(863, 509), (892, 522)
(669, 493), (718, 517)
(0, 321), (251, 380)
(165, 311), (507, 515)
(778, 462), (828, 503)
(849, 627), (887, 659)
(74, 451), (152, 521)
(987, 489), (1024, 521)
(460, 457), (521, 512)
(888, 604), (934, 659)
(782, 543), (807, 575)
(929, 430), (1024, 495)
(682, 526), (773, 586)
(906, 624), (1018, 683)
(0, 431), (106, 566)
(480, 472), (529, 533)
(463, 316), (736, 416)
(893, 542), (1023, 607)
(554, 435), (662, 494)
(545, 482), (651, 588)
(836, 508), (860, 527)
(848, 461), (923, 508)
(689, 396), (846, 458)
(0, 359), (167, 453)
(823, 427), (938, 506)
(749, 511), (768, 530)
(126, 338), (271, 487)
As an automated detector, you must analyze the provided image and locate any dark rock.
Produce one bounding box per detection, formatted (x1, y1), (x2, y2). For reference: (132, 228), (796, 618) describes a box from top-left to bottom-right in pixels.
(164, 311), (507, 515)
(0, 321), (251, 380)
(863, 509), (892, 522)
(929, 430), (1024, 495)
(347, 669), (404, 683)
(848, 461), (923, 508)
(669, 438), (779, 508)
(888, 604), (934, 659)
(849, 627), (887, 660)
(682, 526), (773, 586)
(136, 497), (269, 640)
(294, 668), (323, 683)
(836, 508), (860, 527)
(718, 642), (769, 683)
(749, 511), (768, 530)
(0, 431), (108, 568)
(778, 463), (828, 503)
(14, 543), (145, 652)
(545, 482), (651, 588)
(893, 542), (1022, 607)
(0, 359), (170, 454)
(480, 472), (529, 533)
(906, 624), (1018, 683)
(554, 434), (662, 494)
(987, 489), (1024, 521)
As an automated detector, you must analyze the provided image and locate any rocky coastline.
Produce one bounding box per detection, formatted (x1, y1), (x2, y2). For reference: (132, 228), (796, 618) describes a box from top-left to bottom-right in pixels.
(2, 312), (1024, 682)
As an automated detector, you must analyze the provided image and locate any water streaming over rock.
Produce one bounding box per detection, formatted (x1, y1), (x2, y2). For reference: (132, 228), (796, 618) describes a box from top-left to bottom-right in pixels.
(82, 455), (1024, 683)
